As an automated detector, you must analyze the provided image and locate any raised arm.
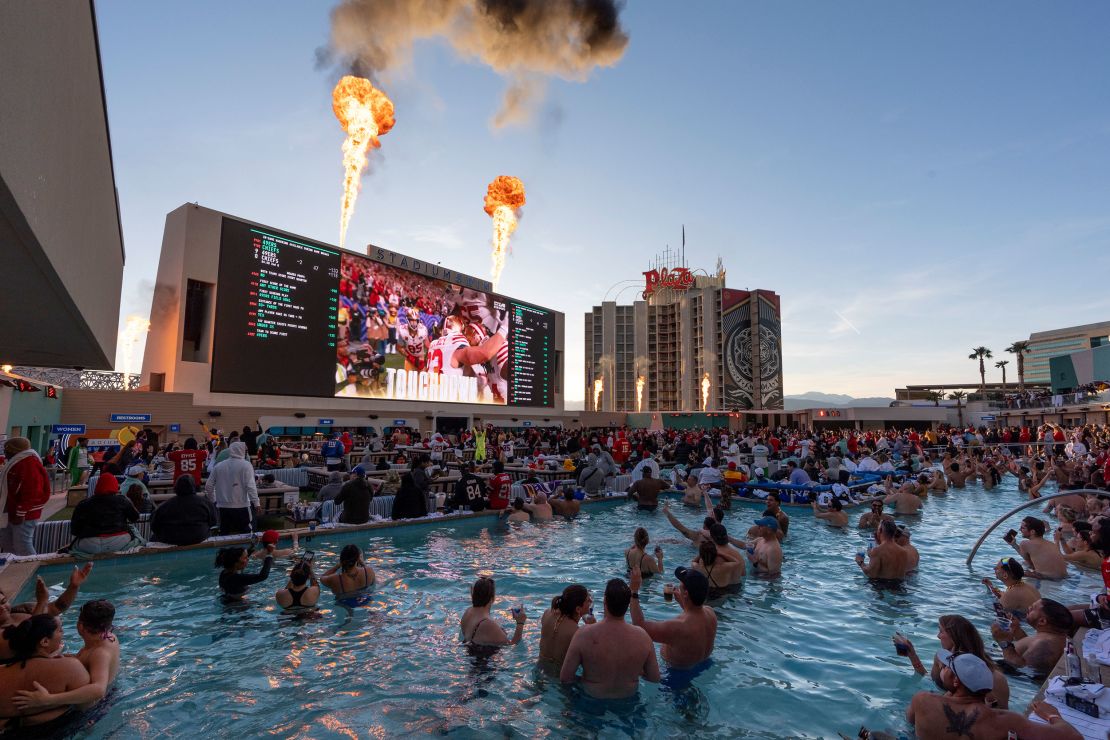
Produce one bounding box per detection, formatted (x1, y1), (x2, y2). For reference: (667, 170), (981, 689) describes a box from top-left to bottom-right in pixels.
(662, 502), (697, 541)
(559, 631), (585, 683)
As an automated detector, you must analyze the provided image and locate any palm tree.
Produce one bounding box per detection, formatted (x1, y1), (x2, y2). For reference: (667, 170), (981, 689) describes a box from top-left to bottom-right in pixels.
(1006, 341), (1031, 392)
(924, 390), (945, 407)
(995, 359), (1009, 389)
(969, 347), (993, 392)
(948, 390), (967, 427)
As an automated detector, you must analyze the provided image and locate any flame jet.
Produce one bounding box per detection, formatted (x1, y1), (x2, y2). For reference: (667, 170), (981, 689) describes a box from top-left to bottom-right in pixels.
(636, 375), (646, 412)
(701, 373), (711, 411)
(593, 376), (604, 411)
(483, 176), (526, 287)
(333, 76), (395, 249)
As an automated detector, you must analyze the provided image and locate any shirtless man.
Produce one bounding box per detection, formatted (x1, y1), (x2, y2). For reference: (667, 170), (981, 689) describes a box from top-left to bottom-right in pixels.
(548, 487), (580, 517)
(857, 499), (894, 530)
(747, 517), (783, 576)
(763, 496), (790, 538)
(628, 468), (668, 511)
(1007, 516), (1068, 579)
(989, 598), (1072, 675)
(12, 600), (119, 714)
(895, 526), (920, 571)
(523, 493), (553, 521)
(504, 497), (530, 522)
(629, 567), (717, 669)
(884, 483), (924, 516)
(856, 521), (911, 580)
(907, 651), (1080, 739)
(559, 578), (659, 698)
(0, 615), (90, 732)
(811, 497), (848, 527)
(946, 461), (972, 488)
(0, 564), (93, 661)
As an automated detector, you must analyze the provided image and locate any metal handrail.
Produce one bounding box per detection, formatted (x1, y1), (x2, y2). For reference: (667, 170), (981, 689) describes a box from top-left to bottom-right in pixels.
(965, 488), (1110, 566)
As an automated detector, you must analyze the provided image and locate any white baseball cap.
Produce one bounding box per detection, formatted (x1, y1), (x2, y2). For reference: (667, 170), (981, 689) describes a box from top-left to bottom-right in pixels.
(936, 650), (993, 693)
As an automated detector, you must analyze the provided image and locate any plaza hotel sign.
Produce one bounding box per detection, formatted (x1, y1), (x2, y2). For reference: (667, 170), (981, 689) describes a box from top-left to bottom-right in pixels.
(643, 267), (694, 299)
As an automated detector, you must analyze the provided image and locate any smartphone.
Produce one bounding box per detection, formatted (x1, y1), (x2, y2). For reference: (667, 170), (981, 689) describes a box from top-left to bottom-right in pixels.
(303, 550), (315, 564)
(1065, 690), (1100, 718)
(1002, 529), (1017, 543)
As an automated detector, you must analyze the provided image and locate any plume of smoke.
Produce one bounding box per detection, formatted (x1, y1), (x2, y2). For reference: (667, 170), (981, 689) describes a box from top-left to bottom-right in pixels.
(325, 0), (630, 127)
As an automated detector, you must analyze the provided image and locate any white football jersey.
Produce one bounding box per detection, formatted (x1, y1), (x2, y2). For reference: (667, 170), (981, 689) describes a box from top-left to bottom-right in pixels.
(428, 333), (469, 376)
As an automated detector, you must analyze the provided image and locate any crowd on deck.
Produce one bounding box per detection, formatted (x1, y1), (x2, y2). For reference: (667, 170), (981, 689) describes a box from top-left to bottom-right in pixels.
(4, 421), (1110, 735)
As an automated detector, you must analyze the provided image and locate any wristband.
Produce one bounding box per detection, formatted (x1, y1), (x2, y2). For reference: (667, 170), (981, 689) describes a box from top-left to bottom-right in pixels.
(997, 640), (1013, 650)
(630, 592), (639, 599)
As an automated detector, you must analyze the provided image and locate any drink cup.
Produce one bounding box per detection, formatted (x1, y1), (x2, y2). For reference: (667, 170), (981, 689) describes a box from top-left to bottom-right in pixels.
(663, 583), (674, 602)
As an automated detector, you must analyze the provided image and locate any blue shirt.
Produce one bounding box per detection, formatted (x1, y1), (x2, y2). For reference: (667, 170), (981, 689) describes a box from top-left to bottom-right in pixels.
(788, 468), (811, 486)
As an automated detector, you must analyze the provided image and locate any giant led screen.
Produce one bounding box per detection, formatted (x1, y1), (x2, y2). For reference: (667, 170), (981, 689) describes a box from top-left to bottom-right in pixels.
(210, 217), (555, 407)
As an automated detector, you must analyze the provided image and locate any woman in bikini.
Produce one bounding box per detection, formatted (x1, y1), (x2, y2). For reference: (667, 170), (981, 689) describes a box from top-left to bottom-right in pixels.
(538, 585), (594, 669)
(321, 545), (375, 605)
(459, 576), (526, 647)
(276, 560), (321, 612)
(625, 528), (664, 578)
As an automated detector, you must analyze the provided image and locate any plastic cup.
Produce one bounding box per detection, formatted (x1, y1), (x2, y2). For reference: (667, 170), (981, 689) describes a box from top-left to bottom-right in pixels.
(663, 583), (674, 602)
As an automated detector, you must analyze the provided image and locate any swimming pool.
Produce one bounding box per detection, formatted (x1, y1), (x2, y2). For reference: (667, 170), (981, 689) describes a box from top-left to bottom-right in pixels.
(18, 477), (1102, 738)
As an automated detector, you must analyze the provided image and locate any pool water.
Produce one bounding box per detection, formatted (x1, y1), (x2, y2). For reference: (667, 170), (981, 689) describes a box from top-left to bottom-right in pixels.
(19, 477), (1103, 738)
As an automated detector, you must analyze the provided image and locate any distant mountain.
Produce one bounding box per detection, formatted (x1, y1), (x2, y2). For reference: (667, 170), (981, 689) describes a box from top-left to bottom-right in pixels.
(783, 392), (895, 410)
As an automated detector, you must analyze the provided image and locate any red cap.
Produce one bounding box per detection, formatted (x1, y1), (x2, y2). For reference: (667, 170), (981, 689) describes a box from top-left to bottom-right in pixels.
(728, 462), (737, 470)
(261, 530), (280, 545)
(94, 474), (120, 495)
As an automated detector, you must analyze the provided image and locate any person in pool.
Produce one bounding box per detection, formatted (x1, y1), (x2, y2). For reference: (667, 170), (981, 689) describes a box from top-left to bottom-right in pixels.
(982, 557), (1040, 618)
(460, 576), (526, 647)
(0, 615), (90, 734)
(855, 520), (910, 581)
(276, 559), (321, 611)
(0, 564), (94, 661)
(763, 496), (790, 539)
(747, 517), (783, 576)
(990, 598), (1072, 675)
(857, 499), (894, 530)
(538, 584), (595, 669)
(626, 527), (664, 577)
(894, 526), (920, 571)
(548, 487), (580, 518)
(894, 613), (1010, 709)
(906, 652), (1079, 739)
(216, 544), (275, 600)
(522, 492), (553, 521)
(692, 540), (742, 598)
(559, 578), (659, 698)
(503, 497), (530, 522)
(629, 566), (717, 669)
(321, 545), (375, 600)
(1007, 516), (1068, 580)
(811, 496), (848, 527)
(11, 600), (120, 716)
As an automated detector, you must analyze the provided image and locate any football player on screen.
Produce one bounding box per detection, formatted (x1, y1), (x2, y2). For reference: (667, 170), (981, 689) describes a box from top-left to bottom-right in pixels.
(463, 321), (509, 403)
(399, 308), (430, 372)
(427, 314), (508, 404)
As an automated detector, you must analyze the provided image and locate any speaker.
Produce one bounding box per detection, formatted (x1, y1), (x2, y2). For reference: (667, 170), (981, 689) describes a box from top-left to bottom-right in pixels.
(294, 412), (306, 419)
(208, 411), (221, 417)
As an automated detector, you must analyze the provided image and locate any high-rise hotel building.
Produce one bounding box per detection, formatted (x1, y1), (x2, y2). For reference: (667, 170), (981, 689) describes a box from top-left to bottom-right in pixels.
(584, 257), (784, 412)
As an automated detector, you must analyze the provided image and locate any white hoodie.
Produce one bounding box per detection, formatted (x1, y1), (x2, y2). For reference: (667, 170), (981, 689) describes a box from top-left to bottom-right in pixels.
(204, 441), (259, 509)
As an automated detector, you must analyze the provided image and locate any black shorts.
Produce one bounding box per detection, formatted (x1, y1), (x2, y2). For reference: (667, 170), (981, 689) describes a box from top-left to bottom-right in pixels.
(218, 507), (253, 535)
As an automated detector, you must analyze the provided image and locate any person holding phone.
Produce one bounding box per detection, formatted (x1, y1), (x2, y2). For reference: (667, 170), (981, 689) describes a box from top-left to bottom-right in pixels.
(1006, 516), (1068, 579)
(275, 557), (320, 612)
(460, 576), (526, 647)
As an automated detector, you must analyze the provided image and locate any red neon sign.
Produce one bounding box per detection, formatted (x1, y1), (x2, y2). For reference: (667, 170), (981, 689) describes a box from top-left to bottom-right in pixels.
(643, 267), (694, 298)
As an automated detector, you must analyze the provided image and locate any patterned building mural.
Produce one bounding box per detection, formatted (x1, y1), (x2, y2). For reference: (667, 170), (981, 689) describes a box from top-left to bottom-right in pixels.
(722, 289), (784, 410)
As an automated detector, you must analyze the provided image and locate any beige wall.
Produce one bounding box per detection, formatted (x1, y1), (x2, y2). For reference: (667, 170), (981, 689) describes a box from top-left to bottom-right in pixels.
(0, 0), (123, 368)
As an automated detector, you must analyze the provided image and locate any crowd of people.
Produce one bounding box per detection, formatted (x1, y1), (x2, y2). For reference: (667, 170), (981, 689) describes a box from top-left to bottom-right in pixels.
(5, 420), (1110, 735)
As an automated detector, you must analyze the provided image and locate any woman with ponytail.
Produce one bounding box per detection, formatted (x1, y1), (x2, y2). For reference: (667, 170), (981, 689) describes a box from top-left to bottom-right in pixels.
(538, 584), (594, 669)
(0, 615), (90, 731)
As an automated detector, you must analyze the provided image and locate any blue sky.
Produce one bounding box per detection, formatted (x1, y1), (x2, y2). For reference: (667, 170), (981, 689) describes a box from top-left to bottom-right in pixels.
(98, 1), (1110, 404)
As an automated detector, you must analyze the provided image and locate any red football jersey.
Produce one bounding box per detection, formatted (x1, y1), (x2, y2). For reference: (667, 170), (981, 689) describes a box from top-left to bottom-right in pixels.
(168, 449), (208, 485)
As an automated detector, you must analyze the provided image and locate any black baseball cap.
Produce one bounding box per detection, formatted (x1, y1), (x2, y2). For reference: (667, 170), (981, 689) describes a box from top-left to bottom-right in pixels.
(673, 566), (709, 605)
